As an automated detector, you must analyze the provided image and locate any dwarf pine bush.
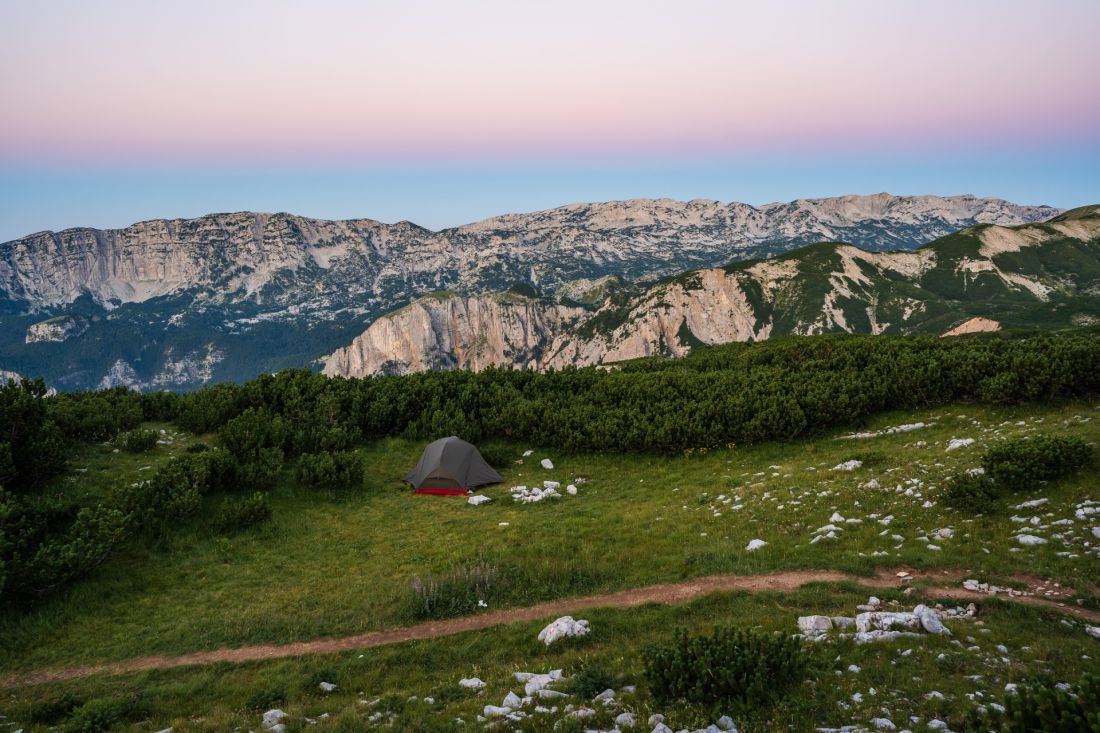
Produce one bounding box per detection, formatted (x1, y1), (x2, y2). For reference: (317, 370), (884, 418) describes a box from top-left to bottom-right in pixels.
(642, 627), (806, 712)
(981, 434), (1092, 492)
(957, 674), (1100, 732)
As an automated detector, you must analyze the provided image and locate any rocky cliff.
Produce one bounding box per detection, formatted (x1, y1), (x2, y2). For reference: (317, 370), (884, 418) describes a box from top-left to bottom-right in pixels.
(321, 206), (1100, 376)
(322, 293), (586, 376)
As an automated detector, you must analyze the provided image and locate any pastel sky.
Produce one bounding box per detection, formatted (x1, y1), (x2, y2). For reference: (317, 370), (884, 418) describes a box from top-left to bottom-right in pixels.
(1, 0), (1098, 240)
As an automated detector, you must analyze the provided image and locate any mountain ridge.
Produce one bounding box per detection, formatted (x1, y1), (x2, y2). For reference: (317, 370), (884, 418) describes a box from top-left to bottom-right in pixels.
(0, 194), (1068, 390)
(321, 206), (1100, 377)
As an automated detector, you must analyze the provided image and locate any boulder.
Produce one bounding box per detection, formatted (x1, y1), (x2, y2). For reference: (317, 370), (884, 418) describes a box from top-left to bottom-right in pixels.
(262, 710), (287, 731)
(1017, 534), (1047, 546)
(458, 677), (486, 689)
(537, 616), (590, 645)
(798, 615), (833, 635)
(540, 458), (554, 469)
(855, 611), (921, 633)
(615, 712), (637, 727)
(502, 691), (522, 709)
(913, 604), (950, 635)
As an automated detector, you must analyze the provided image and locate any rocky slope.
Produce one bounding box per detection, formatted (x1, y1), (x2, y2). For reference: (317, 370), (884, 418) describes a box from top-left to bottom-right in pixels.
(322, 292), (586, 376)
(323, 206), (1100, 376)
(0, 194), (1063, 389)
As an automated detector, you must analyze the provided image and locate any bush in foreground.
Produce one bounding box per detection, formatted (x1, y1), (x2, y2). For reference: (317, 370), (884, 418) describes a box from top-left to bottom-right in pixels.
(408, 560), (502, 620)
(957, 674), (1100, 732)
(642, 626), (807, 713)
(943, 472), (1000, 512)
(981, 434), (1093, 492)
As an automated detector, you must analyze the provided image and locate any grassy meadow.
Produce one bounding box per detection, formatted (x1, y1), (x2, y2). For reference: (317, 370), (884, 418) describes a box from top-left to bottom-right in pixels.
(2, 400), (1099, 731)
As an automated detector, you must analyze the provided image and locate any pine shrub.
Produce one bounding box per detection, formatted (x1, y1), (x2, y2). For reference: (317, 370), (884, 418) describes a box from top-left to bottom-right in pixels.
(957, 674), (1100, 732)
(642, 626), (806, 712)
(982, 434), (1092, 492)
(943, 473), (1000, 512)
(120, 428), (158, 453)
(213, 492), (272, 534)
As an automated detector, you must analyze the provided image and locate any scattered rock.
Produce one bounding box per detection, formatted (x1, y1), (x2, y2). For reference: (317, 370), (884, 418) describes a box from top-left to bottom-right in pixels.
(319, 681), (336, 692)
(540, 458), (554, 469)
(458, 677), (486, 689)
(1017, 534), (1047, 546)
(262, 709), (287, 732)
(745, 539), (767, 552)
(833, 460), (863, 471)
(467, 494), (491, 506)
(946, 438), (975, 451)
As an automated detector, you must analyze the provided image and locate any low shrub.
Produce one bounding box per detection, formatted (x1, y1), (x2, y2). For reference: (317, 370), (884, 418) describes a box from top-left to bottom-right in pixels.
(245, 687), (286, 712)
(956, 673), (1100, 732)
(62, 695), (142, 733)
(942, 472), (1000, 512)
(982, 434), (1093, 491)
(570, 662), (619, 699)
(213, 492), (272, 534)
(26, 692), (82, 725)
(295, 451), (364, 492)
(642, 626), (807, 713)
(408, 559), (502, 620)
(119, 428), (158, 453)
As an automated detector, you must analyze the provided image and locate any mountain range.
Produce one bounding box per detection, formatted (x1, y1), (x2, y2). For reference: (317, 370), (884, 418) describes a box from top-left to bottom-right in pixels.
(0, 194), (1076, 390)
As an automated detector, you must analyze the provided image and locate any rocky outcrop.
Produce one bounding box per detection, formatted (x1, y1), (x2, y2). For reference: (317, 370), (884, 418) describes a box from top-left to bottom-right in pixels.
(942, 317), (1001, 337)
(25, 315), (88, 343)
(322, 294), (586, 376)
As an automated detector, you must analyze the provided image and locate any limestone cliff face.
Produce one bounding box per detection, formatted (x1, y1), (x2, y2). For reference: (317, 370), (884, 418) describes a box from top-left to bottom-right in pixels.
(322, 295), (587, 376)
(323, 208), (1100, 376)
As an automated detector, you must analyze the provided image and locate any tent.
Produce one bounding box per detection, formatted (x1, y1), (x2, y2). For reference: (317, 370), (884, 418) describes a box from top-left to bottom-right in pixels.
(403, 436), (503, 495)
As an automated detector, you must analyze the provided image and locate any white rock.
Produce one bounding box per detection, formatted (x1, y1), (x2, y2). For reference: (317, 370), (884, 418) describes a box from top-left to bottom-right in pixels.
(537, 616), (589, 645)
(615, 712), (637, 727)
(716, 715), (737, 731)
(1085, 626), (1100, 640)
(522, 450), (533, 457)
(483, 705), (511, 718)
(1015, 498), (1048, 509)
(459, 677), (486, 689)
(1092, 527), (1100, 540)
(946, 438), (975, 451)
(502, 691), (522, 709)
(467, 494), (491, 506)
(540, 458), (554, 469)
(913, 605), (951, 635)
(745, 539), (767, 552)
(856, 611), (921, 633)
(833, 460), (863, 471)
(262, 710), (287, 731)
(798, 615), (834, 635)
(1017, 534), (1047, 546)
(652, 724), (674, 733)
(872, 719), (896, 731)
(543, 480), (560, 489)
(319, 681), (336, 692)
(566, 484), (578, 495)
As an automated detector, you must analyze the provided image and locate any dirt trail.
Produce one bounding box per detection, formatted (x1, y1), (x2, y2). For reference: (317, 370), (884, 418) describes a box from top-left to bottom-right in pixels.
(6, 567), (1098, 688)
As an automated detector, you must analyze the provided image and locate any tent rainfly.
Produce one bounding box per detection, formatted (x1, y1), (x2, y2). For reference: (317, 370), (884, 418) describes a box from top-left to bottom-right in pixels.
(403, 436), (503, 495)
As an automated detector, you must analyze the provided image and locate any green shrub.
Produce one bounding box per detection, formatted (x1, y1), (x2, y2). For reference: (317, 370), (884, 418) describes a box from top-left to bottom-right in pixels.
(982, 434), (1093, 492)
(245, 686), (286, 712)
(957, 674), (1100, 732)
(63, 696), (141, 733)
(570, 662), (619, 699)
(408, 559), (502, 620)
(642, 627), (807, 712)
(943, 472), (1000, 512)
(120, 428), (159, 453)
(295, 451), (364, 492)
(27, 692), (82, 725)
(214, 493), (272, 534)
